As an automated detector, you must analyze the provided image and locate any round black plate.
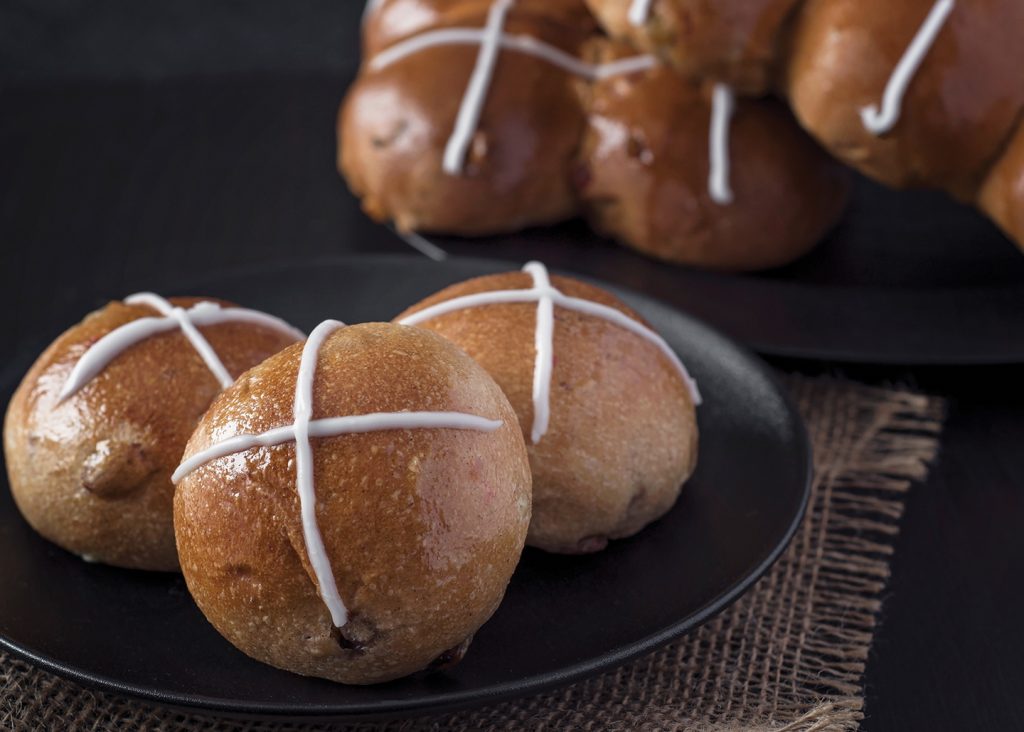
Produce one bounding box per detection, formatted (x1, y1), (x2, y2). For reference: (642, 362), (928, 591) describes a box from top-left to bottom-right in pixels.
(0, 257), (810, 720)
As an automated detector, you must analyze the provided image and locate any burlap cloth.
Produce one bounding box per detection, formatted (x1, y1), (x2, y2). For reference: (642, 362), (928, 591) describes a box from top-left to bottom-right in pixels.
(1, 377), (944, 732)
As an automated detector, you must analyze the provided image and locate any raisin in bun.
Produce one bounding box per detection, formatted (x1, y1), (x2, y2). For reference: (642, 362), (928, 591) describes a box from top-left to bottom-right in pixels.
(2, 295), (303, 571)
(576, 42), (848, 271)
(340, 1), (588, 235)
(396, 263), (699, 554)
(173, 322), (530, 684)
(585, 0), (801, 95)
(785, 0), (1024, 200)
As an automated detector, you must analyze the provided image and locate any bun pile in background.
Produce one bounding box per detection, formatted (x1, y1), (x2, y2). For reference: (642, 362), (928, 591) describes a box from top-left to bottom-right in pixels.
(339, 0), (1024, 270)
(341, 0), (848, 271)
(3, 262), (700, 684)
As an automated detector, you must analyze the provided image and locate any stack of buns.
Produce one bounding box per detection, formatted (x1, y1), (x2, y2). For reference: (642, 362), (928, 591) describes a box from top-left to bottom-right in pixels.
(340, 0), (1024, 269)
(341, 0), (849, 271)
(3, 261), (700, 684)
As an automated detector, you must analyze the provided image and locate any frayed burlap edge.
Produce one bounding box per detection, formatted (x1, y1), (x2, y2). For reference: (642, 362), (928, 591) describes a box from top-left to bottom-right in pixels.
(1, 376), (944, 732)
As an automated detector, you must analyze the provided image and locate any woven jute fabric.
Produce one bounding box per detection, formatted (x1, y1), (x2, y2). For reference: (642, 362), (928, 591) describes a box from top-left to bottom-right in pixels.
(1, 376), (944, 732)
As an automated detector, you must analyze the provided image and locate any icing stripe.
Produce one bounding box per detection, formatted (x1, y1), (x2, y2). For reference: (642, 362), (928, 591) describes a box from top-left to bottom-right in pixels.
(628, 0), (654, 26)
(398, 261), (702, 445)
(127, 293), (233, 390)
(860, 0), (955, 135)
(293, 321), (349, 628)
(368, 27), (658, 81)
(58, 294), (304, 402)
(171, 411), (503, 484)
(172, 320), (504, 629)
(524, 262), (555, 443)
(709, 83), (736, 205)
(443, 0), (515, 175)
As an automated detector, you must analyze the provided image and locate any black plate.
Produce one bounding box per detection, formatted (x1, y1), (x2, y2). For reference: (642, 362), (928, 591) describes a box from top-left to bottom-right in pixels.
(0, 257), (810, 720)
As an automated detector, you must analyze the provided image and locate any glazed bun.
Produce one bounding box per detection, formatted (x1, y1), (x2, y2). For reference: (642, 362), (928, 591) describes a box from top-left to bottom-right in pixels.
(576, 42), (848, 271)
(585, 0), (800, 95)
(2, 295), (302, 571)
(978, 121), (1024, 253)
(173, 322), (530, 684)
(340, 2), (589, 235)
(396, 263), (699, 554)
(785, 0), (1024, 200)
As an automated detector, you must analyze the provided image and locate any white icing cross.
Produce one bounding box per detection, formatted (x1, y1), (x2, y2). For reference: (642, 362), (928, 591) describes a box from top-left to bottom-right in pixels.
(860, 0), (955, 135)
(363, 0), (735, 203)
(398, 261), (702, 445)
(365, 0), (659, 176)
(171, 320), (504, 628)
(58, 293), (305, 402)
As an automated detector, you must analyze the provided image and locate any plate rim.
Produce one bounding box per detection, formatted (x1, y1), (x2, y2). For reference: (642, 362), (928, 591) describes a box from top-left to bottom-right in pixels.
(0, 254), (813, 720)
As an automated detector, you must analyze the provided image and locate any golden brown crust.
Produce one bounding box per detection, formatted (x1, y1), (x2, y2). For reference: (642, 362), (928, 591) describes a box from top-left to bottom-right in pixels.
(585, 0), (801, 95)
(785, 0), (1024, 200)
(395, 272), (698, 554)
(978, 121), (1024, 252)
(2, 297), (300, 571)
(174, 323), (531, 684)
(340, 5), (588, 235)
(575, 44), (848, 271)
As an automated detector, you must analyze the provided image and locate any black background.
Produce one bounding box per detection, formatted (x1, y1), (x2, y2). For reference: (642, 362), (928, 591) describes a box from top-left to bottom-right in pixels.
(2, 2), (1023, 729)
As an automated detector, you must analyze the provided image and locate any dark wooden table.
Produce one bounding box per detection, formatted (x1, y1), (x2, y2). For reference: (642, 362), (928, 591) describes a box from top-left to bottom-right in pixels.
(2, 4), (1023, 729)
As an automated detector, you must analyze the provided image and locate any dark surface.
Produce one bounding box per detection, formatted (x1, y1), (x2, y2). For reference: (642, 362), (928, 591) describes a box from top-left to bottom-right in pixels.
(0, 258), (811, 718)
(2, 74), (1024, 364)
(1, 2), (1024, 728)
(1, 0), (361, 82)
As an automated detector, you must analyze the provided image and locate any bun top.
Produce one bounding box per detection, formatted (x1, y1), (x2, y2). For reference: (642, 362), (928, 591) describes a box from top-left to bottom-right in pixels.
(342, 1), (606, 235)
(1, 294), (302, 570)
(396, 261), (700, 443)
(7, 294), (303, 491)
